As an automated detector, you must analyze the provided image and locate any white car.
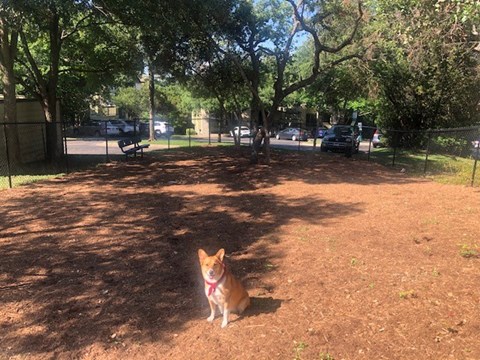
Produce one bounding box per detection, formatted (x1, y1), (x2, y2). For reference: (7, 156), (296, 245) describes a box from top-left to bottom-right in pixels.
(230, 126), (251, 138)
(154, 120), (174, 138)
(372, 130), (385, 148)
(103, 121), (121, 136)
(108, 120), (136, 135)
(472, 139), (480, 159)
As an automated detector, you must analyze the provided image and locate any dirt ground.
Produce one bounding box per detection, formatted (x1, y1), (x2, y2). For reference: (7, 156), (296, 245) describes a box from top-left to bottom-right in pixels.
(0, 147), (479, 360)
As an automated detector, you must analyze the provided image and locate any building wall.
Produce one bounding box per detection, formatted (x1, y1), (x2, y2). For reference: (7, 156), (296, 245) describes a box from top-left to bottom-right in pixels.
(192, 106), (320, 135)
(0, 98), (62, 163)
(192, 109), (252, 135)
(191, 109), (211, 135)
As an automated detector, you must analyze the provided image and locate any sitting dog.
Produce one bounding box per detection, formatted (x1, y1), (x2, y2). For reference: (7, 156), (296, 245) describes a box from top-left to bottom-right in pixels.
(198, 248), (250, 328)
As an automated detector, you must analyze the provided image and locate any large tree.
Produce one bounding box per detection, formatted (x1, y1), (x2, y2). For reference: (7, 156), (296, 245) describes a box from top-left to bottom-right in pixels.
(364, 0), (480, 130)
(225, 0), (364, 163)
(0, 3), (20, 161)
(13, 0), (141, 159)
(99, 0), (241, 141)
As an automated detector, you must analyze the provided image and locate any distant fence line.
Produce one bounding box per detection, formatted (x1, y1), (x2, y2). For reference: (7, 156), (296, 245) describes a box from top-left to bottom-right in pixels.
(357, 125), (480, 186)
(1, 120), (479, 189)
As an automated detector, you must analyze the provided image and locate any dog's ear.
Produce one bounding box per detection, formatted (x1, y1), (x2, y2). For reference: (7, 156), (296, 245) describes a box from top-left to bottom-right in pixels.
(198, 249), (208, 263)
(215, 248), (225, 262)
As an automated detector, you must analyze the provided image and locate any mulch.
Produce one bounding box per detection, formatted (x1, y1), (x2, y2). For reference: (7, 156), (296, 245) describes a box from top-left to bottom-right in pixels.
(0, 146), (479, 360)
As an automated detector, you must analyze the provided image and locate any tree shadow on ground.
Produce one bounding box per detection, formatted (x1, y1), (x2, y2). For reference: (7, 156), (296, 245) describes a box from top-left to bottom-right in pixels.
(0, 147), (409, 357)
(244, 296), (284, 317)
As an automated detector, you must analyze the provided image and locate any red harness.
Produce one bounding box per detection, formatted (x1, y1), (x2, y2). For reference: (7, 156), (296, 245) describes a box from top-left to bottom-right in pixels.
(205, 265), (226, 296)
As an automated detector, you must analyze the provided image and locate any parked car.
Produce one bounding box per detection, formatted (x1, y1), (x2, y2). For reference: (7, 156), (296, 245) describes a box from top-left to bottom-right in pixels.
(372, 129), (385, 148)
(230, 126), (252, 138)
(311, 127), (328, 139)
(102, 121), (120, 136)
(124, 120), (141, 134)
(275, 127), (309, 141)
(320, 125), (360, 153)
(108, 119), (136, 135)
(76, 120), (120, 136)
(70, 120), (105, 137)
(472, 138), (480, 159)
(154, 120), (174, 138)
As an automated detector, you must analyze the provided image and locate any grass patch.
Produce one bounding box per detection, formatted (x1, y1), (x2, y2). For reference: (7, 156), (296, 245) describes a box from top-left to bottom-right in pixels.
(263, 262), (276, 270)
(367, 148), (479, 186)
(293, 341), (308, 360)
(399, 290), (418, 299)
(149, 135), (236, 148)
(459, 243), (479, 258)
(0, 159), (70, 190)
(1, 174), (63, 189)
(319, 353), (335, 360)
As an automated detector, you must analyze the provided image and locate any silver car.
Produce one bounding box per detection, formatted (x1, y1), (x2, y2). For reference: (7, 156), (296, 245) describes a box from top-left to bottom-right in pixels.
(372, 130), (385, 148)
(275, 127), (309, 141)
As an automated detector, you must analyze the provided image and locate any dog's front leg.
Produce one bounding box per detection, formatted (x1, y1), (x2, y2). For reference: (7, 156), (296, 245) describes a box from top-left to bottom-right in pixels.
(221, 306), (229, 328)
(207, 299), (216, 322)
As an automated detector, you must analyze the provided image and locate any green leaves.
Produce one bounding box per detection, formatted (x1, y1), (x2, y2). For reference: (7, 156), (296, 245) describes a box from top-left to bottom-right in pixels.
(362, 0), (480, 130)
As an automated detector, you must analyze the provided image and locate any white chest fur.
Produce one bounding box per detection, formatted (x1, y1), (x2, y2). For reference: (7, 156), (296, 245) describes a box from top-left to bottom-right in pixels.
(208, 286), (225, 305)
(205, 277), (226, 305)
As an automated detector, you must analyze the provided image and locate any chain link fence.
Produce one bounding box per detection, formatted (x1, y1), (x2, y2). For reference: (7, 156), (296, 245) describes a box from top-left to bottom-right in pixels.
(1, 120), (480, 189)
(357, 125), (480, 186)
(0, 121), (67, 189)
(0, 119), (203, 189)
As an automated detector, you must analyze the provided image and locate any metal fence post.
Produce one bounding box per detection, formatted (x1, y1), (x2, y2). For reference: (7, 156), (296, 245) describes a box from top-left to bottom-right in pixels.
(367, 138), (372, 161)
(392, 131), (398, 167)
(3, 123), (12, 188)
(41, 123), (47, 161)
(62, 121), (69, 174)
(471, 145), (479, 187)
(104, 120), (109, 162)
(208, 117), (211, 145)
(189, 128), (191, 148)
(424, 131), (431, 175)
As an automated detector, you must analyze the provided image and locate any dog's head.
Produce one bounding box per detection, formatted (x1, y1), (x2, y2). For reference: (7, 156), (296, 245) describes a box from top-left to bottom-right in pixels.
(198, 248), (225, 282)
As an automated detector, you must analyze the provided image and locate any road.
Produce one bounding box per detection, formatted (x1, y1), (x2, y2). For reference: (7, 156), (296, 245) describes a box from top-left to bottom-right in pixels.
(65, 138), (169, 155)
(207, 136), (373, 153)
(65, 136), (373, 155)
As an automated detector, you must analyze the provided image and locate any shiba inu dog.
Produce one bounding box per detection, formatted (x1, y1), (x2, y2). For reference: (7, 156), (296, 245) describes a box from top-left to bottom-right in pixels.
(198, 248), (250, 328)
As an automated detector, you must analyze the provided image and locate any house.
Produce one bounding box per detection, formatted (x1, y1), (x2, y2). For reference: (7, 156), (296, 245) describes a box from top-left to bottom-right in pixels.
(0, 97), (62, 164)
(191, 105), (320, 135)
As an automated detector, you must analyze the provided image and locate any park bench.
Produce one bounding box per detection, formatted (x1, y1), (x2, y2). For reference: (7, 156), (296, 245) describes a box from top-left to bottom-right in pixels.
(118, 137), (150, 159)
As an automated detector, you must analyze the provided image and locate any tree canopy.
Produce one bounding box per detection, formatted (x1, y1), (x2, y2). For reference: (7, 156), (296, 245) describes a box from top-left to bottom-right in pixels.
(1, 0), (479, 159)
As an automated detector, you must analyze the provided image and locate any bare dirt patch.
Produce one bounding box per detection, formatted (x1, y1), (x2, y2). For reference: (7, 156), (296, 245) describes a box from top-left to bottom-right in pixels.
(1, 147), (479, 360)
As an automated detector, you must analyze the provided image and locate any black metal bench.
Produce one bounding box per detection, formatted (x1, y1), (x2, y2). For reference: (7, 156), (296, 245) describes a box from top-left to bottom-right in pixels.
(118, 137), (150, 159)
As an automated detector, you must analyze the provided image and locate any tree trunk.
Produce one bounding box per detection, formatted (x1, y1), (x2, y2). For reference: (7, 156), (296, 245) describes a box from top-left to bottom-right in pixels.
(42, 98), (62, 161)
(44, 16), (62, 161)
(148, 63), (155, 141)
(19, 11), (63, 161)
(250, 107), (273, 165)
(0, 22), (20, 162)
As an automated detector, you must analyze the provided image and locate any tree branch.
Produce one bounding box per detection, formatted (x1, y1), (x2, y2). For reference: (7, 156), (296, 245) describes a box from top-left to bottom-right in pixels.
(277, 0), (363, 99)
(18, 29), (48, 98)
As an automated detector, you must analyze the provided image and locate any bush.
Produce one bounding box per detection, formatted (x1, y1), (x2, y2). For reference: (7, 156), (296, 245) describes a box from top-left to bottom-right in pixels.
(431, 136), (469, 156)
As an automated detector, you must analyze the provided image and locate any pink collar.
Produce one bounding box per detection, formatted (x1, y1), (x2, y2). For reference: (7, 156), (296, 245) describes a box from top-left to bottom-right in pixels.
(205, 266), (226, 296)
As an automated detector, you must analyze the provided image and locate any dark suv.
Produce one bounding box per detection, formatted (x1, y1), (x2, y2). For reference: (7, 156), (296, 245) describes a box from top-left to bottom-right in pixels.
(320, 125), (360, 154)
(71, 120), (105, 137)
